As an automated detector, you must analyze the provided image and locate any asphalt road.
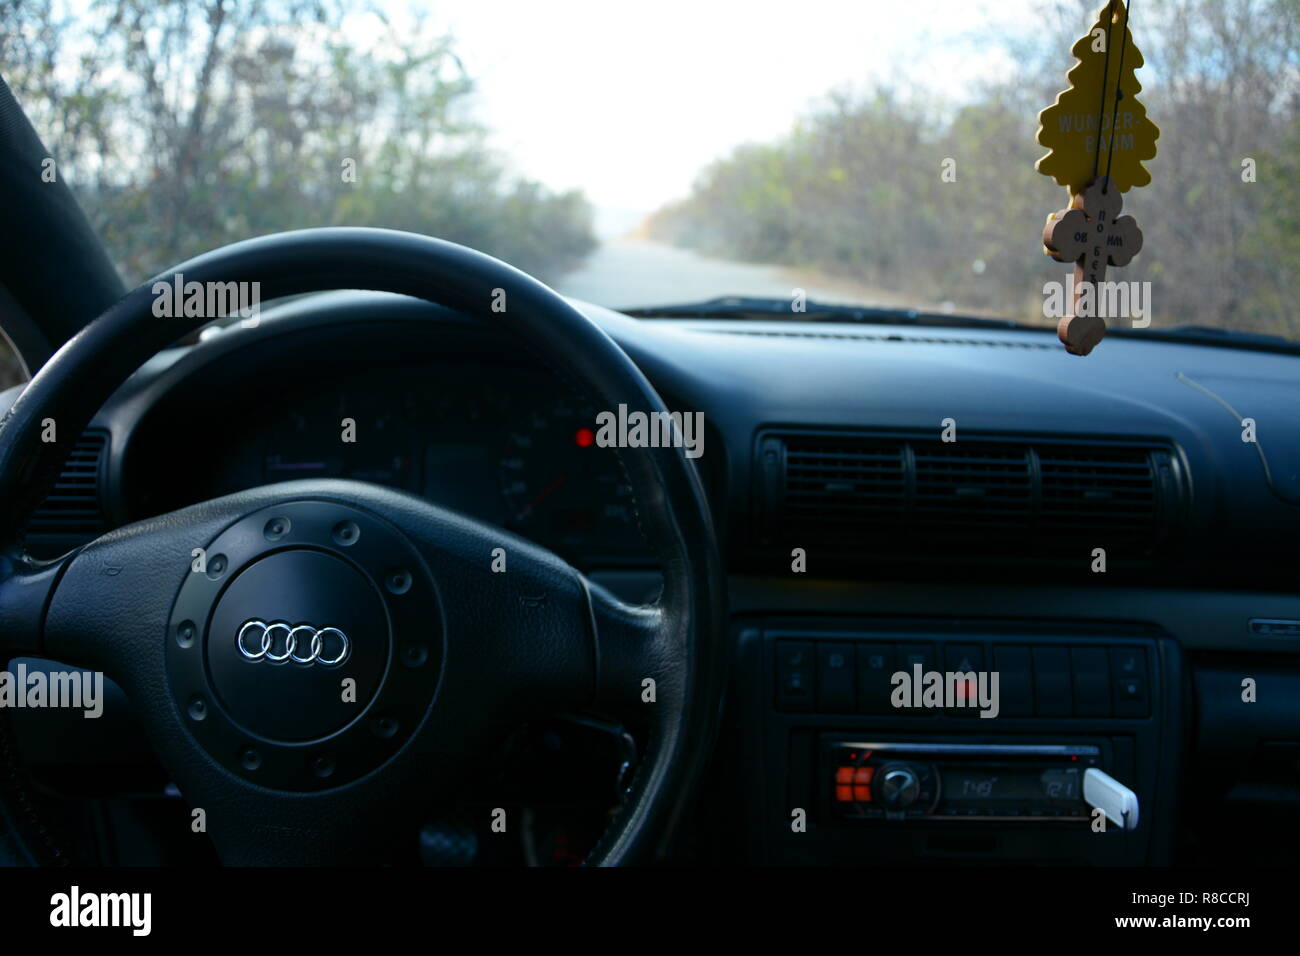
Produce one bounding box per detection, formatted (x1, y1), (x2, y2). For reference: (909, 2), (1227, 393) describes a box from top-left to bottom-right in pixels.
(554, 238), (907, 312)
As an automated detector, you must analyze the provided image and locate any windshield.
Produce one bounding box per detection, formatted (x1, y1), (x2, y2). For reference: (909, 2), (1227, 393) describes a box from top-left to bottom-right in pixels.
(3, 0), (1297, 344)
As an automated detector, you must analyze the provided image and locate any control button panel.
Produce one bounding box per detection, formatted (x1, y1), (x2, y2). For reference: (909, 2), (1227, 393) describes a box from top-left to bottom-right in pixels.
(773, 637), (1153, 718)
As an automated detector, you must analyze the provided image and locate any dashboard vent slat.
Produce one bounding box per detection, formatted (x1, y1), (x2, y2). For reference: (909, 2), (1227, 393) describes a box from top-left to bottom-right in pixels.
(26, 429), (110, 536)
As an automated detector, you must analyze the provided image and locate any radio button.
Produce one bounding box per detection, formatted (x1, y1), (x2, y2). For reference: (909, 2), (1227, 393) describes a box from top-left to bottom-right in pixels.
(993, 645), (1034, 716)
(775, 641), (815, 712)
(1110, 647), (1150, 717)
(895, 644), (937, 717)
(857, 644), (897, 715)
(1032, 647), (1073, 716)
(944, 644), (985, 717)
(897, 644), (935, 670)
(817, 642), (856, 712)
(1071, 647), (1112, 716)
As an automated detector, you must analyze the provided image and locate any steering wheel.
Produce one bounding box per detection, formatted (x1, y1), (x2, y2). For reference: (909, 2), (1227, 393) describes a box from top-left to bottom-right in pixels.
(0, 228), (725, 866)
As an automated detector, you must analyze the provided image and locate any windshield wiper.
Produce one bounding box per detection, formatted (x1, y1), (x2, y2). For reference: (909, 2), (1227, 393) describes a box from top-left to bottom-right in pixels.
(622, 296), (1026, 329)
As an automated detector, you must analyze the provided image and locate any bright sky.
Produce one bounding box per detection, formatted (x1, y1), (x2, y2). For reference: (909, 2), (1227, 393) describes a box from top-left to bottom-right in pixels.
(396, 0), (1042, 235)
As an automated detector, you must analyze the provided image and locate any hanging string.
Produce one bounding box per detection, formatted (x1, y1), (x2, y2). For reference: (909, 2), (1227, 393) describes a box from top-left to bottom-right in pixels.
(1090, 0), (1120, 184)
(1102, 0), (1134, 193)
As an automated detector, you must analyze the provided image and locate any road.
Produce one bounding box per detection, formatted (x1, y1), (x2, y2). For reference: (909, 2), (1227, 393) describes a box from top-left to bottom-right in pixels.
(554, 238), (919, 311)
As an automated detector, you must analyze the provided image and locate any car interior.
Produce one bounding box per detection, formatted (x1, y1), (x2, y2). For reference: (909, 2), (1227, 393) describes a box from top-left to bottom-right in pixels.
(0, 0), (1296, 900)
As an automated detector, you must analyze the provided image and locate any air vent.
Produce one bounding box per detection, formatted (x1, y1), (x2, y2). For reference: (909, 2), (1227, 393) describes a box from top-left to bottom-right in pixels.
(783, 437), (907, 536)
(27, 429), (109, 537)
(760, 430), (1181, 563)
(912, 441), (1033, 533)
(1037, 445), (1159, 541)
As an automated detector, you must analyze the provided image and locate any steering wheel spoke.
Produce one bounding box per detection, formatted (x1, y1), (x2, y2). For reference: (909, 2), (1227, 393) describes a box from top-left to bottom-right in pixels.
(585, 578), (679, 727)
(0, 549), (72, 659)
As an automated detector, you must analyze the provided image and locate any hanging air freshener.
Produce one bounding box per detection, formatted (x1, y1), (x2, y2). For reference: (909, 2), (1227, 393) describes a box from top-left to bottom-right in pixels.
(1036, 0), (1159, 355)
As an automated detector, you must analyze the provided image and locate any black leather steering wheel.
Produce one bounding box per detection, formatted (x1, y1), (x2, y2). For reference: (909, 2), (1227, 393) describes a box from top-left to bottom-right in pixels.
(0, 228), (725, 866)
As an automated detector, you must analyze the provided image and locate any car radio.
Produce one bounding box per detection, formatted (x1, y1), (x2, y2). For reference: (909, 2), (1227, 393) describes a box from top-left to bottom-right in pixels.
(825, 740), (1103, 822)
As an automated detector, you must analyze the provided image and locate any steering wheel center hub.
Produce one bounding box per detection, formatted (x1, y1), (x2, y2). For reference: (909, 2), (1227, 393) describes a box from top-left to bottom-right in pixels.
(207, 549), (388, 741)
(165, 499), (442, 791)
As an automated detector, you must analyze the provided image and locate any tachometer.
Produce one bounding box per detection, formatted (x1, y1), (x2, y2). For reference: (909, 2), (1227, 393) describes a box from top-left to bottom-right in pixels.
(498, 396), (640, 558)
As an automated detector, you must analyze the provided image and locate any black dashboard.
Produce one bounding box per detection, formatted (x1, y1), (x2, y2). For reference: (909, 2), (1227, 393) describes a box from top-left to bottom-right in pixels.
(8, 289), (1300, 866)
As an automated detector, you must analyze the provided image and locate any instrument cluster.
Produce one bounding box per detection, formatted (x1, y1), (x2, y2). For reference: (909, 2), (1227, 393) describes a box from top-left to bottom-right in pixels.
(144, 360), (653, 568)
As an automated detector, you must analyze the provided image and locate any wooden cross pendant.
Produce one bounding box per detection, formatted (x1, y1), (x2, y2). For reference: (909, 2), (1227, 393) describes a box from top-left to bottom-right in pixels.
(1042, 176), (1144, 355)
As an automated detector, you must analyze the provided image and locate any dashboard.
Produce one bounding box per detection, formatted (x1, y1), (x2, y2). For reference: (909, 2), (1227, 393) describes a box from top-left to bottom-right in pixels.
(8, 288), (1300, 866)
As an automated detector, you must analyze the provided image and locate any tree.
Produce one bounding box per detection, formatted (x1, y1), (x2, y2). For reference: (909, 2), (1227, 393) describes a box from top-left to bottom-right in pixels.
(0, 0), (595, 288)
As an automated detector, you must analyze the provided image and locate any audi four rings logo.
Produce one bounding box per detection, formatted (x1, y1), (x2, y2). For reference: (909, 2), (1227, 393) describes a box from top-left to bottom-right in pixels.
(237, 620), (350, 666)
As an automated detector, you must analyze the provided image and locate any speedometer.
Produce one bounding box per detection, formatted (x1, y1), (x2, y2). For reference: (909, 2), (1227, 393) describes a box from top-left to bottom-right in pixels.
(498, 396), (641, 558)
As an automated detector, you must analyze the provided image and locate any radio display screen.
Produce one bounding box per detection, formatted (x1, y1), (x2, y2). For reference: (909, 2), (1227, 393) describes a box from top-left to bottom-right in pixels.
(943, 767), (1081, 807)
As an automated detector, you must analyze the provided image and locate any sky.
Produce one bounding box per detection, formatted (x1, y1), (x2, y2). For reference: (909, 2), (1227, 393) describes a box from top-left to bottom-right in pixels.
(374, 0), (1046, 236)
